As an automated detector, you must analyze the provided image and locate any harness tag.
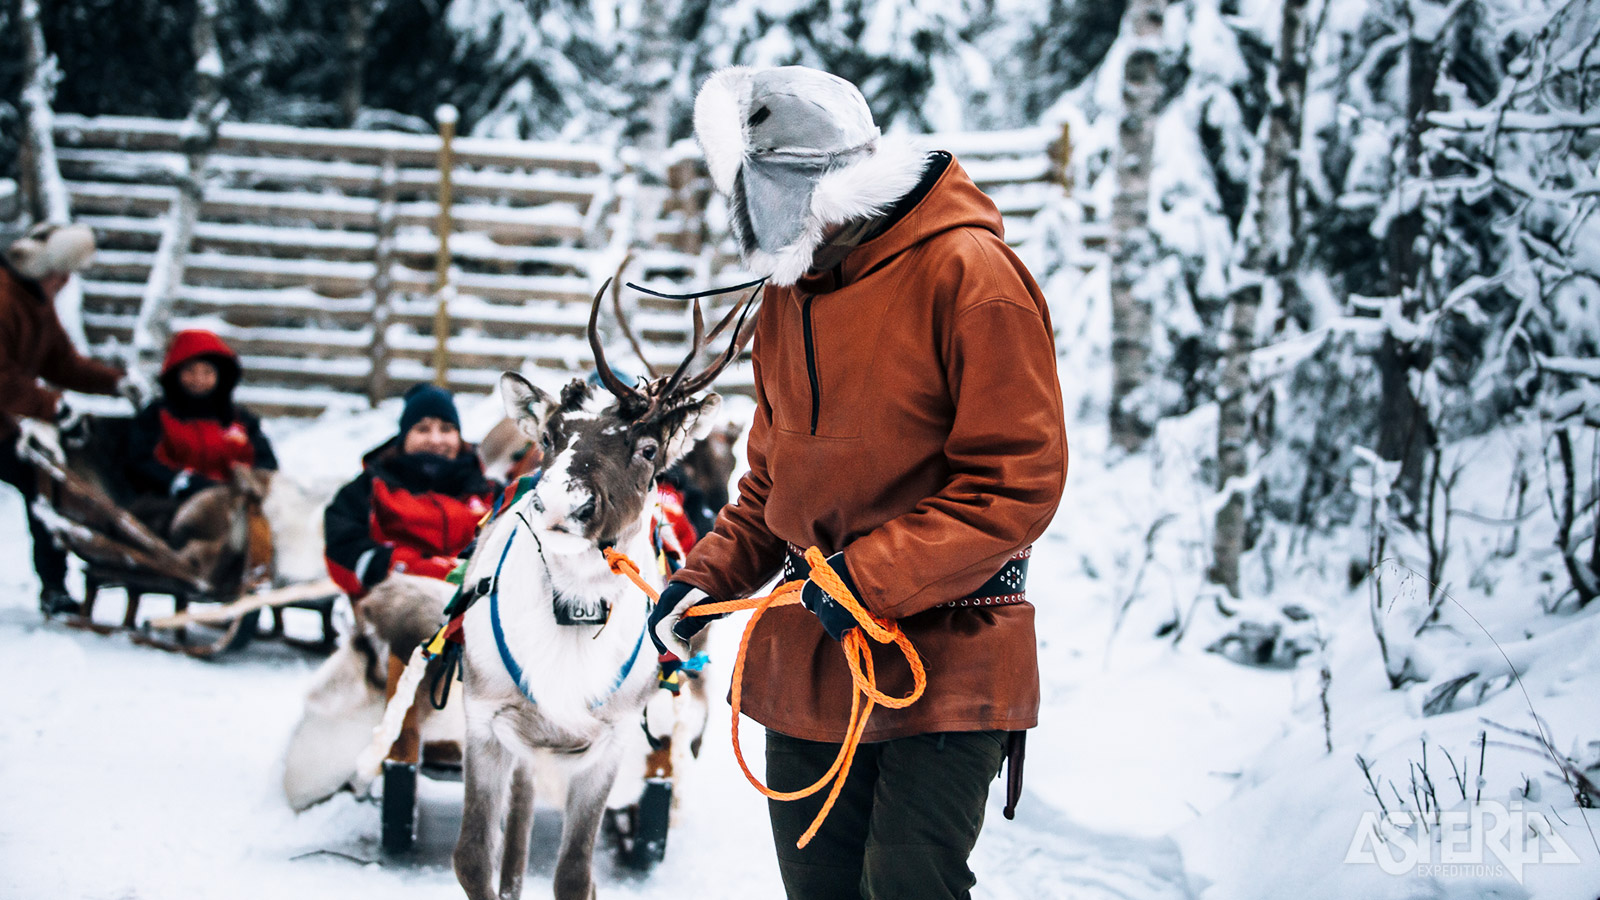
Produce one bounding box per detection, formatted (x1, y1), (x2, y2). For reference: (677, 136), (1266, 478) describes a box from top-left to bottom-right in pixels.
(553, 593), (611, 627)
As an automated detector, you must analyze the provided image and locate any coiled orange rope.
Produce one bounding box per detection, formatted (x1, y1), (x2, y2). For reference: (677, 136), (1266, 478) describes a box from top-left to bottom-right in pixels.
(603, 545), (926, 848)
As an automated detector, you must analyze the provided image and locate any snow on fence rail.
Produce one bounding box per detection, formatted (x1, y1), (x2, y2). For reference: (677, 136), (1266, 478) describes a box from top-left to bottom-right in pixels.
(51, 114), (1078, 417)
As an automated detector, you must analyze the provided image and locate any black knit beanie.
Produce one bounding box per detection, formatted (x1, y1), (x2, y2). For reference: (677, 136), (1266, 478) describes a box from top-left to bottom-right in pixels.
(399, 383), (460, 437)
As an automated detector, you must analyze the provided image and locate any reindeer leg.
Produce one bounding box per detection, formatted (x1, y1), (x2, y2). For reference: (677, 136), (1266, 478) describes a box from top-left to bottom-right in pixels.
(454, 727), (514, 900)
(554, 748), (622, 900)
(497, 759), (536, 900)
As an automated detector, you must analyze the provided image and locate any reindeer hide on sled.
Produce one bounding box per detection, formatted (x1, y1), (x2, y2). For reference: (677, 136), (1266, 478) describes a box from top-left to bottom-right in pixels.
(281, 574), (464, 811)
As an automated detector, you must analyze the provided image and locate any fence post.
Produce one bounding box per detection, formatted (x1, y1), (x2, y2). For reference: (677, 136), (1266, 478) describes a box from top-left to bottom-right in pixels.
(1050, 120), (1074, 194)
(667, 156), (706, 256)
(431, 104), (457, 388)
(367, 147), (399, 406)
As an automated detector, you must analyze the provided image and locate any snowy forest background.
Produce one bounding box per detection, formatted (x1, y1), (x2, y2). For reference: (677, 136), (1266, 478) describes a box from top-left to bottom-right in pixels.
(2, 0), (1599, 897)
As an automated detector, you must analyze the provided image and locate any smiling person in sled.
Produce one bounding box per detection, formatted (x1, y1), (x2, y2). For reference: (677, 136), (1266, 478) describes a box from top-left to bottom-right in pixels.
(647, 66), (1069, 900)
(125, 329), (278, 532)
(324, 383), (498, 601)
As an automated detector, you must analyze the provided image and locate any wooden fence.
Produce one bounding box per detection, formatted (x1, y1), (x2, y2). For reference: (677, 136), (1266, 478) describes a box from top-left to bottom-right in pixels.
(49, 114), (1088, 416)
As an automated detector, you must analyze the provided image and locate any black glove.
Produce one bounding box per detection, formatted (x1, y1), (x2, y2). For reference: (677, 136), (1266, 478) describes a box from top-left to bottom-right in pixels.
(800, 551), (863, 641)
(648, 580), (725, 661)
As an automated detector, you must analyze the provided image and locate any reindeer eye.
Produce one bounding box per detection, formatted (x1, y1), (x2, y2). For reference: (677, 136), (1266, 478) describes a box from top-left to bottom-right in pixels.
(636, 439), (659, 463)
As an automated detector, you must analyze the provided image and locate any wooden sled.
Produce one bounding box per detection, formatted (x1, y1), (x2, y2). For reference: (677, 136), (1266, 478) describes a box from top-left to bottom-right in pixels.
(25, 416), (340, 658)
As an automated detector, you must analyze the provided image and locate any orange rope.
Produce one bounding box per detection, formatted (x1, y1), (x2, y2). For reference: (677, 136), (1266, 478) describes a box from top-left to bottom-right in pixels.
(603, 545), (926, 848)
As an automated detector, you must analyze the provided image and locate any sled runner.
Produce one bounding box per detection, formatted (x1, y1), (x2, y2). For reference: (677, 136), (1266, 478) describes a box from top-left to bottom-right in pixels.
(22, 414), (340, 657)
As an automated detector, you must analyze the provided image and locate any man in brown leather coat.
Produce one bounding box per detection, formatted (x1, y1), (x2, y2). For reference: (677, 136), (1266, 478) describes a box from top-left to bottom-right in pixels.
(0, 222), (129, 614)
(648, 67), (1068, 899)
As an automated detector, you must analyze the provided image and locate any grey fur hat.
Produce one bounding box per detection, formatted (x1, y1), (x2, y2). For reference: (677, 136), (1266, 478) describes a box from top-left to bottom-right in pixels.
(693, 66), (929, 285)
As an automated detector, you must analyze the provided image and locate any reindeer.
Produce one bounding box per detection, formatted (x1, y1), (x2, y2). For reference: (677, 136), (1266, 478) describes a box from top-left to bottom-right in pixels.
(451, 280), (757, 900)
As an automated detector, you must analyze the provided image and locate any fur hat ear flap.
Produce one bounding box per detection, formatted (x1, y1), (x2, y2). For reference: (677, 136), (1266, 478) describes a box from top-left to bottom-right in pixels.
(7, 223), (96, 280)
(694, 67), (755, 196)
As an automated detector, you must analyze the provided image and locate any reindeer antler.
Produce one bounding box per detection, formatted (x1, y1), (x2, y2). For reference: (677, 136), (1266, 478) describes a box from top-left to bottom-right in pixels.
(588, 278), (645, 411)
(588, 278), (763, 423)
(607, 253), (661, 379)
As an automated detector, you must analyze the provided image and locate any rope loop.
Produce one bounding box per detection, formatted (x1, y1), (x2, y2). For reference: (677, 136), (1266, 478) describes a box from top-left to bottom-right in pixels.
(606, 545), (927, 848)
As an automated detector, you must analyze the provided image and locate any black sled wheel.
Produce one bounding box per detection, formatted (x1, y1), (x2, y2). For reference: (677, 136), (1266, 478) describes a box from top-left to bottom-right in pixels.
(614, 778), (671, 870)
(381, 760), (418, 854)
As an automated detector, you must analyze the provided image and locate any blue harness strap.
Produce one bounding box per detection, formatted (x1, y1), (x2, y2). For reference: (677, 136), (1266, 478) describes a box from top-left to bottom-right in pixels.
(488, 529), (526, 694)
(488, 526), (650, 710)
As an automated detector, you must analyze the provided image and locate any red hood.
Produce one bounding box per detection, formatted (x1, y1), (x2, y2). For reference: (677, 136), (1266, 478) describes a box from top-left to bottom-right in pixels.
(159, 329), (243, 411)
(161, 329), (239, 376)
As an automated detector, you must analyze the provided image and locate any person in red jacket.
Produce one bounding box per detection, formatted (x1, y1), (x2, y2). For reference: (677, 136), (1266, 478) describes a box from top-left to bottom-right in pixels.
(323, 383), (497, 600)
(126, 330), (278, 511)
(0, 222), (137, 615)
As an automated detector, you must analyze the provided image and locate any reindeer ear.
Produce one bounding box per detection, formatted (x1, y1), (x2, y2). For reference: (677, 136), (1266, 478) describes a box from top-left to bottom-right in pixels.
(663, 393), (723, 464)
(500, 372), (554, 441)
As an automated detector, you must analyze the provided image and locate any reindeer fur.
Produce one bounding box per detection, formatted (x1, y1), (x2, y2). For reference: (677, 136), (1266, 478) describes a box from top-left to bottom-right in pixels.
(281, 574), (462, 811)
(451, 372), (719, 900)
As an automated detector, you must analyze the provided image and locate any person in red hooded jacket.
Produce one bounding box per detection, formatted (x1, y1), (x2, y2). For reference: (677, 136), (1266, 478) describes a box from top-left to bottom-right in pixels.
(126, 329), (277, 508)
(323, 383), (498, 600)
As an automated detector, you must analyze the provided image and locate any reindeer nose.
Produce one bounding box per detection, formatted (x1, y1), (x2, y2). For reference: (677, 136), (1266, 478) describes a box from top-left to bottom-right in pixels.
(572, 497), (596, 524)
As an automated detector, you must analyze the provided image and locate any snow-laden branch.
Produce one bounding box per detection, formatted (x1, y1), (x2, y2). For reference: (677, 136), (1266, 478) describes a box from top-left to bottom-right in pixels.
(1538, 355), (1600, 380)
(1426, 108), (1600, 132)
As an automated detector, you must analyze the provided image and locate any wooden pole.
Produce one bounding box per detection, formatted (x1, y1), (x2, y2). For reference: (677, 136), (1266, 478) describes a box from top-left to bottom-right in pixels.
(432, 104), (457, 388)
(1057, 121), (1074, 193)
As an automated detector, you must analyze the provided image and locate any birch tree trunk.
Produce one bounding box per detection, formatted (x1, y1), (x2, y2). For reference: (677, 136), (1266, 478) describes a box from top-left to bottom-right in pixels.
(1211, 0), (1310, 596)
(366, 150), (399, 406)
(630, 0), (675, 153)
(1377, 0), (1441, 515)
(134, 0), (227, 370)
(341, 0), (373, 127)
(1108, 0), (1169, 452)
(16, 0), (86, 348)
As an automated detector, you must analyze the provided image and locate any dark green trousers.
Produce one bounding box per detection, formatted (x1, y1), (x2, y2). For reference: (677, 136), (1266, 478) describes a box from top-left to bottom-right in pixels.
(765, 728), (1006, 900)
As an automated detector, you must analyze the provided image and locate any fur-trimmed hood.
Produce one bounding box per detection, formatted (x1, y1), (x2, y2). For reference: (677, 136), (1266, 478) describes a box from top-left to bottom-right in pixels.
(693, 66), (931, 286)
(5, 222), (96, 281)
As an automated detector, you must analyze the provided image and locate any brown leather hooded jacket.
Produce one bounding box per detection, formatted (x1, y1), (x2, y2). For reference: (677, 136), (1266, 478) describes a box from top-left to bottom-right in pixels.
(674, 154), (1069, 742)
(0, 258), (123, 443)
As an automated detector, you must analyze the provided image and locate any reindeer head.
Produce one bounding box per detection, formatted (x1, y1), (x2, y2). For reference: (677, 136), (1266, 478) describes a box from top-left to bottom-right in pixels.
(500, 278), (759, 550)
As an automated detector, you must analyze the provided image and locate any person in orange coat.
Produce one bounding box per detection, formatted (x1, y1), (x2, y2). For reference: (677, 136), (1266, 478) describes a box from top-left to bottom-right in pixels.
(648, 67), (1068, 899)
(0, 222), (139, 615)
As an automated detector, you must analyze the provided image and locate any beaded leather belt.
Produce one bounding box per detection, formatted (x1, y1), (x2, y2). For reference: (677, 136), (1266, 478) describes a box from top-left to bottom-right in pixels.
(783, 544), (1031, 609)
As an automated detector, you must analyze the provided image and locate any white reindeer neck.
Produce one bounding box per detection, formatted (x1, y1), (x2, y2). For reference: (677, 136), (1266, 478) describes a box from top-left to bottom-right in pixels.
(467, 494), (656, 716)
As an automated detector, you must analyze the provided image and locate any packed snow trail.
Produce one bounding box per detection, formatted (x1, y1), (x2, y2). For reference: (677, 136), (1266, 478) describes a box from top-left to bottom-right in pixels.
(0, 487), (1197, 900)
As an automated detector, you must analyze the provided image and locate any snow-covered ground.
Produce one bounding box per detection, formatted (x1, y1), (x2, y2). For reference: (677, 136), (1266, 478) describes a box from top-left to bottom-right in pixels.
(1, 391), (1596, 899)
